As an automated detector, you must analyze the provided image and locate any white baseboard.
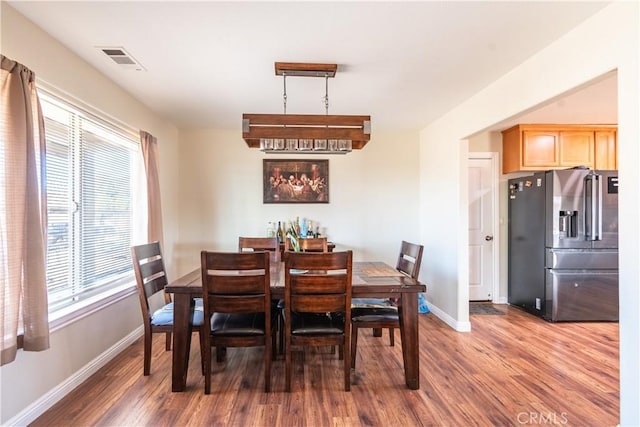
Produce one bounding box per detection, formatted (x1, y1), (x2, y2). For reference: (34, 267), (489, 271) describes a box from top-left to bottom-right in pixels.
(428, 304), (471, 332)
(427, 298), (510, 331)
(6, 326), (143, 427)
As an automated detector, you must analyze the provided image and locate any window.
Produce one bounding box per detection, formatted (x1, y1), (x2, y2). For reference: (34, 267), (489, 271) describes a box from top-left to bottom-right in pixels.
(40, 91), (144, 316)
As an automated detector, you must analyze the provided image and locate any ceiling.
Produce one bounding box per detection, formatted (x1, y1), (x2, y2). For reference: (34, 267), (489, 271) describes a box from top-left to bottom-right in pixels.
(8, 1), (615, 132)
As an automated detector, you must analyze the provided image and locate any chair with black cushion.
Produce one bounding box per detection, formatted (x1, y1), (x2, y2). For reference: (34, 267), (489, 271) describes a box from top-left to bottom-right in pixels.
(201, 250), (275, 394)
(239, 236), (282, 356)
(350, 240), (423, 370)
(282, 236), (332, 354)
(284, 250), (353, 392)
(131, 241), (205, 376)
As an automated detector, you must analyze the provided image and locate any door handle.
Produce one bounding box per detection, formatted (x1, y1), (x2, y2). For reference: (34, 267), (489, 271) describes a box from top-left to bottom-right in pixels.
(485, 235), (493, 241)
(584, 173), (603, 241)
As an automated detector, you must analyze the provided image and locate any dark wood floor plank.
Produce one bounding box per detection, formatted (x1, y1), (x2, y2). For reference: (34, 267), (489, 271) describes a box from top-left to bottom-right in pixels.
(29, 305), (619, 426)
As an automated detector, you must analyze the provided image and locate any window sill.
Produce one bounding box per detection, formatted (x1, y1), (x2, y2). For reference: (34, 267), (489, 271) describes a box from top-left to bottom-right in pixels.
(48, 282), (137, 333)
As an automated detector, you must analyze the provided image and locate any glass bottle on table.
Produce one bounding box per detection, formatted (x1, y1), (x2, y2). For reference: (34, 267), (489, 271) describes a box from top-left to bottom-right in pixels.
(276, 221), (284, 243)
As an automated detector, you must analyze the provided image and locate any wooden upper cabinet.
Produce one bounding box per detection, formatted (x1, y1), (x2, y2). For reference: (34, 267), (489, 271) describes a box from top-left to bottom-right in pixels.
(558, 131), (594, 168)
(502, 124), (617, 174)
(522, 130), (560, 168)
(594, 130), (617, 170)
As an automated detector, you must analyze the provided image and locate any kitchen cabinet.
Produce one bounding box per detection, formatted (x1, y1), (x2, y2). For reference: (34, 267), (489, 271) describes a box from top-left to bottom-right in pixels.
(594, 130), (617, 170)
(502, 124), (617, 173)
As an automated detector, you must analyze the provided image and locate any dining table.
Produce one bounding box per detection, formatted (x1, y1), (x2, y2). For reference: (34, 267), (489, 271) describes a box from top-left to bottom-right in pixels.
(165, 260), (426, 391)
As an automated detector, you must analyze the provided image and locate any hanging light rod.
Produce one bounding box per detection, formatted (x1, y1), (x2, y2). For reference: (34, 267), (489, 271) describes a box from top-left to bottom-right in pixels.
(242, 62), (371, 153)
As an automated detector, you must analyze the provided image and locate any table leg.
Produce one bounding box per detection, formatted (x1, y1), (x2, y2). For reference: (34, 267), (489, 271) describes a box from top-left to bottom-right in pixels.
(399, 292), (420, 390)
(171, 293), (193, 392)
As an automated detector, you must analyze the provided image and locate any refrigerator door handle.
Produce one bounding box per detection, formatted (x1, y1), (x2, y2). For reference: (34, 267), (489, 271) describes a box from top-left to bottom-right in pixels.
(584, 173), (603, 241)
(595, 174), (603, 240)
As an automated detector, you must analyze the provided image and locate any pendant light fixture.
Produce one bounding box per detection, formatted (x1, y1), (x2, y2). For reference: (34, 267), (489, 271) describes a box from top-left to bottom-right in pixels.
(242, 62), (371, 154)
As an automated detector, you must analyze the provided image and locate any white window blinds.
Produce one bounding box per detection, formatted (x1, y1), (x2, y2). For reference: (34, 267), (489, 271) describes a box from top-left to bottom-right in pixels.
(40, 92), (141, 313)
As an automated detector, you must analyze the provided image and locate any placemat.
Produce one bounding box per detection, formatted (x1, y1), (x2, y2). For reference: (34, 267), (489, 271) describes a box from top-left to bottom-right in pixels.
(352, 276), (367, 285)
(359, 266), (404, 277)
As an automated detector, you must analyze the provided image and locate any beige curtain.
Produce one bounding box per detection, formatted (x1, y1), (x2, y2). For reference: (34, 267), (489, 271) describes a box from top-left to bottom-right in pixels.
(140, 131), (164, 246)
(1, 55), (50, 365)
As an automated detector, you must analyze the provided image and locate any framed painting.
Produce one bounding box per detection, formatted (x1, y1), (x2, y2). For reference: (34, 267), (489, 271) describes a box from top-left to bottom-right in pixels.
(263, 159), (329, 203)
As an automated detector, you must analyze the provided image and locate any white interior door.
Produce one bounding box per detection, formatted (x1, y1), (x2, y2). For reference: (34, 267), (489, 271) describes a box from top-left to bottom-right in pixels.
(468, 155), (497, 301)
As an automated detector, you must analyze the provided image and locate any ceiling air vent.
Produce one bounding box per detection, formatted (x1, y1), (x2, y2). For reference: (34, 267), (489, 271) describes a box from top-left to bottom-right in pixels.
(97, 46), (146, 71)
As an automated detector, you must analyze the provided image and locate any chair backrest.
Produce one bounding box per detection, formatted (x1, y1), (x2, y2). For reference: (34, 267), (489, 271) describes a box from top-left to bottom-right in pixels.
(201, 251), (271, 316)
(239, 236), (280, 262)
(396, 240), (424, 280)
(131, 241), (171, 321)
(284, 236), (328, 252)
(284, 251), (352, 316)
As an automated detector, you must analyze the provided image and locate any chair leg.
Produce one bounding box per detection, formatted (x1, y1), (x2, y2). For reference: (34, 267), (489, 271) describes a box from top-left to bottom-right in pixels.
(271, 328), (278, 360)
(216, 346), (226, 362)
(265, 335), (272, 392)
(204, 337), (211, 394)
(373, 328), (382, 337)
(350, 325), (358, 369)
(199, 327), (206, 375)
(279, 314), (285, 356)
(344, 338), (351, 392)
(389, 328), (395, 347)
(285, 338), (291, 392)
(143, 332), (152, 376)
(165, 332), (172, 351)
(338, 345), (344, 360)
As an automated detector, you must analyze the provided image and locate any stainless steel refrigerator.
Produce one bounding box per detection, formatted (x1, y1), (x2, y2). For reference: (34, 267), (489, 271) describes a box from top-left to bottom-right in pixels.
(507, 169), (618, 321)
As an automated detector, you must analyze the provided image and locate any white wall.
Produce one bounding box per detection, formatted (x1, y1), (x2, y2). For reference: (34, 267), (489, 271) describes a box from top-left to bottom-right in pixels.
(0, 4), (181, 423)
(419, 2), (639, 424)
(174, 128), (421, 276)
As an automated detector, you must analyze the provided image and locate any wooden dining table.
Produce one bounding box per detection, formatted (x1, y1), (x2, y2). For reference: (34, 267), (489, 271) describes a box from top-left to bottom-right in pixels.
(165, 261), (426, 391)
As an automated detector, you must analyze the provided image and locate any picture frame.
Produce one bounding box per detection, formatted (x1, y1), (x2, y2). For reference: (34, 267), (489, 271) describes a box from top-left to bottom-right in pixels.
(263, 159), (329, 204)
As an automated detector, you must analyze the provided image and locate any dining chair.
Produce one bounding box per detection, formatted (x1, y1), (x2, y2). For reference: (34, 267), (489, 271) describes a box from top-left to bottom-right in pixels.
(350, 240), (424, 370)
(284, 236), (328, 252)
(282, 236), (331, 355)
(131, 241), (205, 376)
(239, 236), (284, 355)
(200, 250), (275, 394)
(239, 236), (280, 262)
(284, 250), (353, 392)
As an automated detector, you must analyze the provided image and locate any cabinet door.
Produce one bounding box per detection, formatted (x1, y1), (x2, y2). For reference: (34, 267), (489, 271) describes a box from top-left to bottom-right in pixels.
(595, 130), (617, 170)
(522, 131), (559, 168)
(558, 131), (594, 168)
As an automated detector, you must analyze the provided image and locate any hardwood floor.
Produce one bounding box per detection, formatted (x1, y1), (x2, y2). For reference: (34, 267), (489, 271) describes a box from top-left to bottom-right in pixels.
(31, 306), (619, 426)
